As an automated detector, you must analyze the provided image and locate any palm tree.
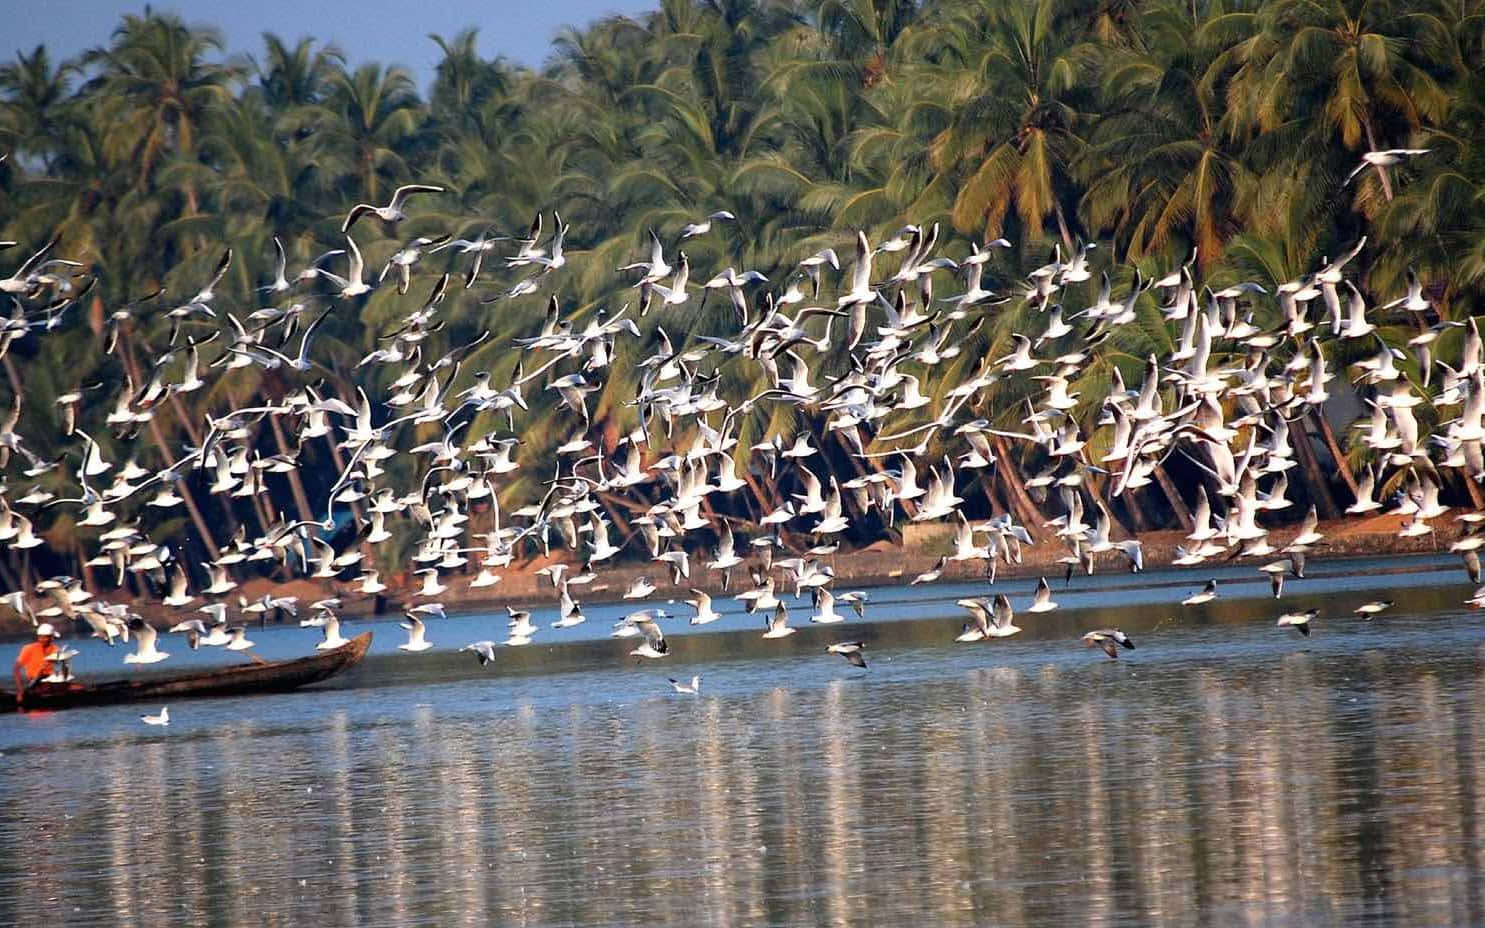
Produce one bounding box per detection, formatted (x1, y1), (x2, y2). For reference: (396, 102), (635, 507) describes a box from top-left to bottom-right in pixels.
(80, 12), (240, 195)
(817, 0), (920, 80)
(299, 62), (422, 202)
(1078, 0), (1254, 268)
(254, 34), (342, 112)
(428, 29), (512, 139)
(1368, 0), (1485, 309)
(0, 45), (76, 167)
(1217, 0), (1449, 205)
(914, 0), (1097, 250)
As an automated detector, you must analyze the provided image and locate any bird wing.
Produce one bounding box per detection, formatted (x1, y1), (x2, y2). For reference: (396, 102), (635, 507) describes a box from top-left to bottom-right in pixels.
(341, 204), (375, 234)
(849, 231), (872, 295)
(205, 248), (232, 292)
(344, 235), (365, 282)
(296, 305), (335, 364)
(389, 184), (444, 210)
(634, 618), (664, 647)
(992, 595), (1013, 629)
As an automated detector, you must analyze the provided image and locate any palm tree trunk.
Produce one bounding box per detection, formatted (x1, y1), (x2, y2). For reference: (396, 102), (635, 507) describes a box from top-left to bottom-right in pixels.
(1464, 474), (1485, 510)
(597, 493), (634, 537)
(323, 435), (367, 526)
(1052, 200), (1076, 254)
(20, 550), (37, 597)
(1292, 422), (1341, 519)
(992, 436), (1044, 539)
(742, 470), (781, 527)
(114, 329), (226, 556)
(168, 393), (203, 448)
(269, 413), (316, 525)
(1121, 487), (1150, 533)
(247, 477), (276, 537)
(0, 551), (20, 595)
(1310, 409), (1359, 498)
(75, 539), (97, 594)
(1362, 119), (1395, 202)
(1, 354), (22, 398)
(126, 380), (224, 560)
(147, 416), (223, 560)
(1154, 463), (1194, 532)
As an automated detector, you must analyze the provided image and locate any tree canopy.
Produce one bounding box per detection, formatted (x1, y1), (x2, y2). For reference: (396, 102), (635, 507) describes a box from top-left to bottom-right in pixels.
(0, 1), (1481, 594)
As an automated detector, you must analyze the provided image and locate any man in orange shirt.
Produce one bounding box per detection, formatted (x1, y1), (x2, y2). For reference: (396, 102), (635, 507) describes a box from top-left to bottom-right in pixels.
(13, 623), (60, 704)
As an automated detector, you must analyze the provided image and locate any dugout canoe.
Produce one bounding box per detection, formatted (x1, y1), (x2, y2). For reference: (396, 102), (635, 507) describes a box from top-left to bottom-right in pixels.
(1, 632), (371, 713)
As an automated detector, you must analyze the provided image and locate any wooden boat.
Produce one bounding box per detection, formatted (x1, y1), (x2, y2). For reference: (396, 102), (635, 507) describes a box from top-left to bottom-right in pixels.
(1, 632), (372, 713)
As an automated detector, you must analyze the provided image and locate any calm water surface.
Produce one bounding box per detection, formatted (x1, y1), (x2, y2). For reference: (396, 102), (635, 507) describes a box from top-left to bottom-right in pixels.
(2, 553), (1484, 926)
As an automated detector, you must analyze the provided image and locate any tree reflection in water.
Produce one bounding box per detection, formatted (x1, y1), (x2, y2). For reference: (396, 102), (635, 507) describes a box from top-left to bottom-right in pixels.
(1, 622), (1484, 926)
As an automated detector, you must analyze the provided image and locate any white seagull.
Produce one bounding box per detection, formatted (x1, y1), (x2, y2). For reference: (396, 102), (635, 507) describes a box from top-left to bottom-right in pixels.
(399, 613), (433, 652)
(826, 641), (867, 668)
(124, 619), (170, 665)
(1082, 628), (1135, 660)
(341, 184), (444, 233)
(462, 640), (498, 666)
(1345, 148), (1430, 185)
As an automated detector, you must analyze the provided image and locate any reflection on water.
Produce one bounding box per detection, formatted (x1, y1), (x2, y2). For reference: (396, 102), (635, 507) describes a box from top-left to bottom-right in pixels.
(2, 600), (1485, 925)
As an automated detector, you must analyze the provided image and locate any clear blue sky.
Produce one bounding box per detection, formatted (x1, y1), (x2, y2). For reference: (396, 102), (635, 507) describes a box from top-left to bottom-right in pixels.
(8, 1), (656, 90)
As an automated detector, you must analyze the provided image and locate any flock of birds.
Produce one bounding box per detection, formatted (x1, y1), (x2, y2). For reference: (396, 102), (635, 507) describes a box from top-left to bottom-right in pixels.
(0, 144), (1478, 718)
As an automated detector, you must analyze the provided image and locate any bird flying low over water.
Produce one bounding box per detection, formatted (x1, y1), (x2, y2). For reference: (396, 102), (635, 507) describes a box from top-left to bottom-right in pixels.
(1182, 579), (1218, 606)
(462, 640), (497, 666)
(826, 641), (867, 668)
(1082, 628), (1134, 659)
(762, 602), (796, 639)
(956, 594), (1019, 642)
(1276, 608), (1318, 636)
(124, 618), (169, 665)
(1027, 576), (1058, 613)
(627, 616), (668, 659)
(399, 614), (433, 652)
(316, 613), (350, 650)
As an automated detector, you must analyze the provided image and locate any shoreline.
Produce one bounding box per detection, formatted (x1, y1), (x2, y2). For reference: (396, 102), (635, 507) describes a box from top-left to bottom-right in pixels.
(1, 512), (1469, 642)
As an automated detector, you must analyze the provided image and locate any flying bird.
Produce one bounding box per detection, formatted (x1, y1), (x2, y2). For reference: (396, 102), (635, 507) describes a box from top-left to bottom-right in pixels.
(1181, 579), (1217, 606)
(461, 640), (497, 666)
(1081, 628), (1135, 660)
(341, 184), (445, 233)
(1276, 608), (1318, 636)
(399, 613), (433, 652)
(826, 641), (867, 668)
(1345, 149), (1430, 185)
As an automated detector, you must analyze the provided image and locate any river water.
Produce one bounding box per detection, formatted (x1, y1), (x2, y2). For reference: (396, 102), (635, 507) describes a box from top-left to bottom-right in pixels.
(2, 553), (1484, 926)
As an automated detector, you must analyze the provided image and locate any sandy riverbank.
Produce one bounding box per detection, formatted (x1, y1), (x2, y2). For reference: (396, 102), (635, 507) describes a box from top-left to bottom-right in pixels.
(1, 511), (1469, 642)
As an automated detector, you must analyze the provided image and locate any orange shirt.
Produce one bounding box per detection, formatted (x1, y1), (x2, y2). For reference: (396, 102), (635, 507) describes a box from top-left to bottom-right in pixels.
(15, 641), (58, 684)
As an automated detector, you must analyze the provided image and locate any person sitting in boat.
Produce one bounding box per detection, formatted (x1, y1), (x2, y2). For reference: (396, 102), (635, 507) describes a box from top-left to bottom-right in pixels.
(12, 622), (60, 703)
